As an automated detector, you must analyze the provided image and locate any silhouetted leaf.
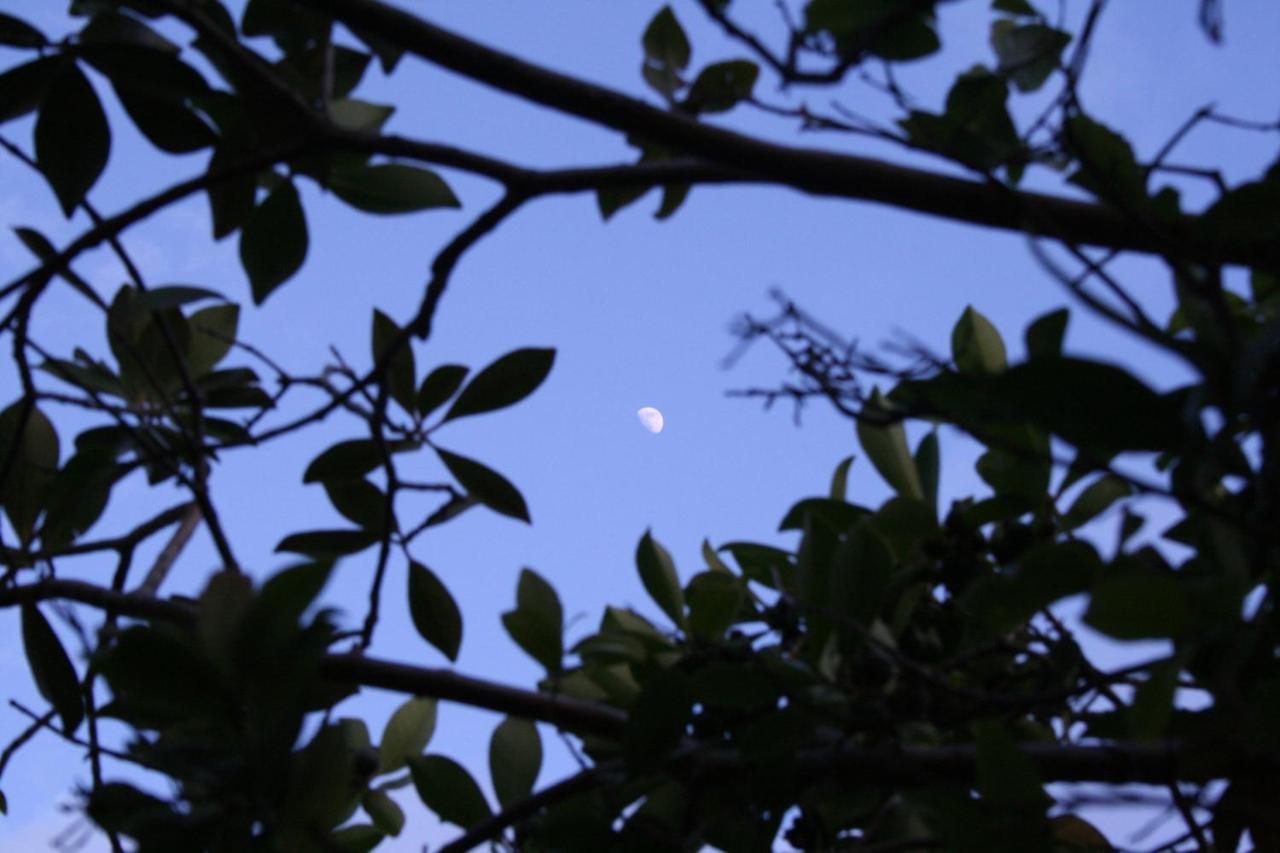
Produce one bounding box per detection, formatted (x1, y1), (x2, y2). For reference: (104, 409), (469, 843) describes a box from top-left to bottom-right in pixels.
(857, 394), (924, 500)
(409, 755), (492, 828)
(502, 568), (563, 673)
(637, 530), (686, 628)
(489, 717), (541, 807)
(35, 61), (110, 216)
(0, 57), (59, 124)
(240, 178), (307, 303)
(21, 604), (82, 734)
(444, 348), (555, 421)
(0, 402), (59, 545)
(1063, 475), (1131, 529)
(1085, 573), (1195, 640)
(379, 696), (437, 774)
(641, 6), (689, 97)
(408, 561), (462, 661)
(436, 448), (530, 522)
(362, 789), (405, 836)
(371, 310), (416, 413)
(990, 20), (1069, 92)
(829, 454), (854, 500)
(686, 571), (746, 640)
(330, 163), (459, 214)
(417, 364), (468, 418)
(187, 304), (239, 376)
(686, 59), (758, 113)
(952, 306), (1007, 374)
(275, 528), (379, 556)
(0, 12), (46, 47)
(1025, 307), (1068, 359)
(324, 478), (386, 532)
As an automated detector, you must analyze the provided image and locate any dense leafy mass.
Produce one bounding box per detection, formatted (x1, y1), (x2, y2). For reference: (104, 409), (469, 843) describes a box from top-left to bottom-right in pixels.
(1, 0), (1278, 851)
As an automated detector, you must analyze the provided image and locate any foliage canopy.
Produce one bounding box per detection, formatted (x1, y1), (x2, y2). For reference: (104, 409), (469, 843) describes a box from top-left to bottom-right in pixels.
(1, 0), (1279, 850)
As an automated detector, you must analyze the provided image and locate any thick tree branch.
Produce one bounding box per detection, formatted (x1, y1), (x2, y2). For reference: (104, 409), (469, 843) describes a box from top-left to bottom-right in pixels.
(0, 580), (1274, 788)
(305, 0), (1276, 269)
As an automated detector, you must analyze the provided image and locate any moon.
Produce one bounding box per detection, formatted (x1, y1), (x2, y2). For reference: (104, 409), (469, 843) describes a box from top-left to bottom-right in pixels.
(636, 406), (664, 434)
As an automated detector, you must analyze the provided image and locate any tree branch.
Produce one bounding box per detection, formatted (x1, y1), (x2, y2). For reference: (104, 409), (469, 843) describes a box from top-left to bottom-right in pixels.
(305, 0), (1277, 269)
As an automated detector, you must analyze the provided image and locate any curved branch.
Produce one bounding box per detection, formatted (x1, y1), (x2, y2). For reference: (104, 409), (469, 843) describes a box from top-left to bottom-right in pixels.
(306, 0), (1276, 269)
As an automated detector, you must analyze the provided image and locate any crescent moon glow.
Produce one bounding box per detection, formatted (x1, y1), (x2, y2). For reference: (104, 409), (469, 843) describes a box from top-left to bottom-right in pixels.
(636, 406), (664, 434)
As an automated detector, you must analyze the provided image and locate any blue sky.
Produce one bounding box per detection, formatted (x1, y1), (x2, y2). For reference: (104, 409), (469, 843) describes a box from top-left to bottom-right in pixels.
(2, 1), (1278, 849)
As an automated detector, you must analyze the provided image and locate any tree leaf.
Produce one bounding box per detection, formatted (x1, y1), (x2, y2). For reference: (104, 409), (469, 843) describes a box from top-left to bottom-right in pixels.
(641, 7), (690, 97)
(443, 348), (555, 421)
(829, 454), (854, 500)
(330, 163), (459, 214)
(636, 530), (686, 629)
(0, 402), (60, 545)
(417, 364), (468, 418)
(829, 521), (895, 630)
(323, 478), (387, 532)
(685, 571), (746, 641)
(685, 59), (758, 113)
(114, 84), (215, 153)
(952, 306), (1007, 374)
(362, 788), (405, 836)
(1024, 307), (1068, 359)
(990, 20), (1070, 92)
(21, 604), (83, 734)
(330, 824), (384, 852)
(1063, 475), (1131, 530)
(973, 720), (1047, 807)
(274, 528), (379, 556)
(378, 696), (437, 775)
(856, 394), (924, 500)
(408, 561), (462, 661)
(0, 12), (46, 48)
(0, 57), (59, 124)
(240, 178), (308, 304)
(501, 568), (563, 673)
(436, 448), (530, 522)
(371, 309), (416, 413)
(1085, 573), (1195, 640)
(35, 61), (110, 216)
(409, 755), (492, 828)
(305, 439), (407, 484)
(489, 717), (542, 808)
(187, 304), (240, 376)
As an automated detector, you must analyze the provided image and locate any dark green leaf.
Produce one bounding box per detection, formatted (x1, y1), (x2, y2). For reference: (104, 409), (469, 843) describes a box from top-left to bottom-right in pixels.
(379, 696), (437, 775)
(597, 184), (650, 221)
(0, 58), (59, 124)
(115, 85), (215, 153)
(187, 303), (240, 376)
(417, 364), (468, 418)
(625, 670), (692, 771)
(362, 789), (405, 836)
(240, 178), (308, 303)
(436, 448), (530, 522)
(830, 454), (854, 500)
(324, 96), (391, 129)
(1201, 180), (1280, 250)
(1063, 475), (1131, 529)
(1024, 307), (1068, 359)
(1066, 115), (1145, 205)
(408, 561), (463, 661)
(409, 755), (492, 828)
(857, 394), (924, 500)
(0, 12), (46, 47)
(330, 825), (384, 852)
(1128, 656), (1181, 740)
(685, 59), (758, 113)
(642, 7), (690, 97)
(21, 604), (83, 734)
(974, 720), (1047, 806)
(39, 447), (123, 548)
(444, 348), (554, 421)
(830, 521), (895, 629)
(778, 497), (868, 533)
(915, 431), (940, 512)
(324, 478), (387, 532)
(502, 568), (563, 673)
(330, 163), (459, 214)
(636, 529), (686, 628)
(990, 20), (1069, 92)
(206, 136), (258, 240)
(0, 402), (59, 545)
(686, 571), (746, 641)
(952, 306), (1007, 374)
(275, 528), (379, 556)
(304, 439), (415, 484)
(80, 11), (177, 51)
(489, 717), (541, 808)
(35, 61), (110, 216)
(371, 309), (417, 413)
(1085, 573), (1195, 640)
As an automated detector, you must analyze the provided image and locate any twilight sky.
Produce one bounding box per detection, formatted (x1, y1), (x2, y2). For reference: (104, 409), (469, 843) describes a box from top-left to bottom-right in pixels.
(2, 1), (1278, 849)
